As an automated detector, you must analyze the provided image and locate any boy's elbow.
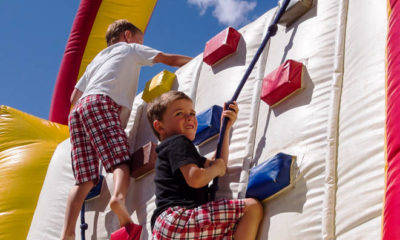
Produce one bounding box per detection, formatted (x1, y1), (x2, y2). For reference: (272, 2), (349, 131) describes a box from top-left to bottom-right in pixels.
(175, 56), (192, 67)
(70, 89), (83, 105)
(154, 53), (191, 67)
(186, 169), (206, 188)
(70, 95), (76, 106)
(187, 180), (204, 189)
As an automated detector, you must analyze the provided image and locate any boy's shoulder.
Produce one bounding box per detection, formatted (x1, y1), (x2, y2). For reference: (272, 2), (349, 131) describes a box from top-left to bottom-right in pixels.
(160, 134), (189, 146)
(157, 135), (192, 153)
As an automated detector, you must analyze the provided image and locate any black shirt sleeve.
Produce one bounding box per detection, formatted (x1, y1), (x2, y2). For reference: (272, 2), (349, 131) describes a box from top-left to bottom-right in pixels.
(168, 135), (205, 174)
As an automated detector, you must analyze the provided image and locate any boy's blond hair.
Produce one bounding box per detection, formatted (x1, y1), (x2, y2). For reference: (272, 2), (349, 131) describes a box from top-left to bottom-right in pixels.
(105, 19), (142, 46)
(147, 91), (192, 140)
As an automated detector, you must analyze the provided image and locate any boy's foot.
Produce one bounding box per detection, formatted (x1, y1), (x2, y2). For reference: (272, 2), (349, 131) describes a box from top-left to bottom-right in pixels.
(110, 222), (142, 240)
(109, 195), (131, 226)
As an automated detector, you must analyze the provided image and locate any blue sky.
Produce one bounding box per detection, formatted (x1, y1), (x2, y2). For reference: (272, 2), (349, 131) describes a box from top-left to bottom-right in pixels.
(0, 0), (275, 120)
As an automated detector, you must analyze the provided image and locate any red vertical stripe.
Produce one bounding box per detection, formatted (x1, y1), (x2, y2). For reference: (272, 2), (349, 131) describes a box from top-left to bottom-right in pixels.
(49, 0), (102, 125)
(384, 0), (400, 239)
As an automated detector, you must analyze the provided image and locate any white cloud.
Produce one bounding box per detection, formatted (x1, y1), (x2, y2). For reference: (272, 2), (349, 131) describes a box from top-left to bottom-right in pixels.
(188, 0), (257, 27)
(188, 0), (215, 15)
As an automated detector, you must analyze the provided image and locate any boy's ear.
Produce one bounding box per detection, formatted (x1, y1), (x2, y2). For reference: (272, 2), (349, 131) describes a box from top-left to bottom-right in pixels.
(153, 120), (164, 134)
(120, 30), (131, 43)
(124, 30), (131, 39)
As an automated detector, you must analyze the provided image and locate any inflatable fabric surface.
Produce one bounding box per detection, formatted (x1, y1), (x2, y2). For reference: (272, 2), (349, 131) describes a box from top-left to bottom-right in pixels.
(26, 0), (393, 238)
(193, 105), (223, 145)
(142, 70), (176, 103)
(203, 27), (241, 66)
(246, 153), (296, 202)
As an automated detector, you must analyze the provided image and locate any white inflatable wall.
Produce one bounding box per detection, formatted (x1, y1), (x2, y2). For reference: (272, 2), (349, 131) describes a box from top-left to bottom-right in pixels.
(28, 0), (388, 239)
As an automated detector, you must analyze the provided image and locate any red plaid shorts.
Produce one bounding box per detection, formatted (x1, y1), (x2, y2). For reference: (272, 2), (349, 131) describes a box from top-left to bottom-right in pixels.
(152, 199), (245, 240)
(68, 95), (130, 184)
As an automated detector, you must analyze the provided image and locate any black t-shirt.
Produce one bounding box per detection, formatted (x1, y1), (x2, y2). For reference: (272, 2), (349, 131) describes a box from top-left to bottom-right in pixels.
(151, 135), (210, 229)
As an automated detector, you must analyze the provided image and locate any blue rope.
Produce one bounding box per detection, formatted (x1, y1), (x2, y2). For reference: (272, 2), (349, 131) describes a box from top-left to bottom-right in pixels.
(210, 0), (292, 201)
(80, 175), (103, 240)
(80, 203), (88, 240)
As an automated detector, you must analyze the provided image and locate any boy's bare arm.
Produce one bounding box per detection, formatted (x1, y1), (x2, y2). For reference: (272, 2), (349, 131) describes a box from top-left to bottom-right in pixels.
(153, 53), (192, 67)
(70, 88), (83, 107)
(180, 159), (226, 189)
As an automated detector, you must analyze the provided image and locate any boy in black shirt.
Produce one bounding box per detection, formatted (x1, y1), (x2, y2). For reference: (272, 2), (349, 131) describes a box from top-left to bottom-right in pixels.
(146, 90), (263, 239)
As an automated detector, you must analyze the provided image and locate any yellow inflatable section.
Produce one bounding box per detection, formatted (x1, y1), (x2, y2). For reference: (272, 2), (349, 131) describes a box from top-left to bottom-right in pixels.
(0, 106), (69, 239)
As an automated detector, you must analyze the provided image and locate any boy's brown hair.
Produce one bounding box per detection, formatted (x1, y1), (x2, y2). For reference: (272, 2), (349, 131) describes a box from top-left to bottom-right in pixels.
(147, 90), (192, 140)
(105, 19), (142, 46)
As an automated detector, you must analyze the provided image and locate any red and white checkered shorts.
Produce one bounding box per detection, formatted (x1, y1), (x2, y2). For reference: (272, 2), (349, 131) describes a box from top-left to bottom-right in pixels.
(152, 199), (245, 240)
(68, 95), (130, 184)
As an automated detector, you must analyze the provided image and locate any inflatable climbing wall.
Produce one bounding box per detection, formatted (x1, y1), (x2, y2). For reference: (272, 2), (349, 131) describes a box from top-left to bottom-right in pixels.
(18, 0), (398, 239)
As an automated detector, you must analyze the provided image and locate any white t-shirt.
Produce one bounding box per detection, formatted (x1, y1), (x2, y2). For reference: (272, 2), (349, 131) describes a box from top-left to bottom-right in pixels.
(76, 42), (160, 110)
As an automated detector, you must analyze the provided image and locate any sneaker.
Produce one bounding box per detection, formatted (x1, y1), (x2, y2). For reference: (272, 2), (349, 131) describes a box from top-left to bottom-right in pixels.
(110, 222), (142, 240)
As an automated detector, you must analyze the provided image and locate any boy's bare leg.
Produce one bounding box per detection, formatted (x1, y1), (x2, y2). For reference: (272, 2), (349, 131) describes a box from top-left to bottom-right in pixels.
(61, 181), (94, 240)
(234, 198), (263, 240)
(109, 163), (132, 227)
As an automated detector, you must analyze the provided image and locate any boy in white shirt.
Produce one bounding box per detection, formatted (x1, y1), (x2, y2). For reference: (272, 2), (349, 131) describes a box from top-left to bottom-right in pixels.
(61, 19), (192, 240)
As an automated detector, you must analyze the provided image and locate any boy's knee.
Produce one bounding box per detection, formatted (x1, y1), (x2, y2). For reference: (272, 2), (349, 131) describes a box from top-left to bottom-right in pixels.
(113, 162), (130, 173)
(244, 198), (263, 221)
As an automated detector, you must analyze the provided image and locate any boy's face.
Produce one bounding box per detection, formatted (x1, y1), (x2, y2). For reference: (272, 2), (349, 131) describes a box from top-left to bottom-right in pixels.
(157, 99), (198, 141)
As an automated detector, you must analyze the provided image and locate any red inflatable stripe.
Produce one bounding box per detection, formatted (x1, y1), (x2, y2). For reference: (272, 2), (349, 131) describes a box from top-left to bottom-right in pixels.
(49, 0), (102, 125)
(383, 0), (400, 239)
